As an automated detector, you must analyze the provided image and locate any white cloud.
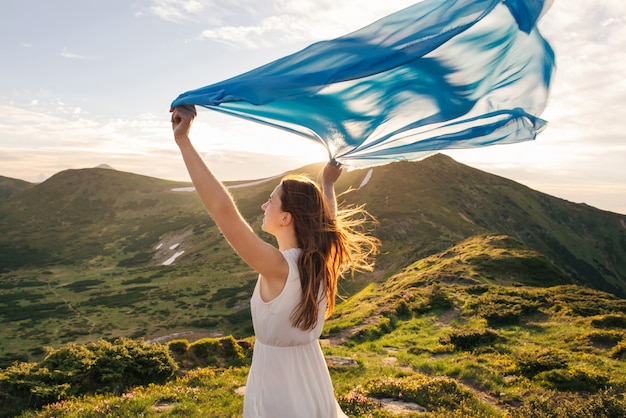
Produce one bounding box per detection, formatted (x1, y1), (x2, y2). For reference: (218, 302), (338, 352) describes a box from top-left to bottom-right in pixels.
(142, 0), (207, 23)
(60, 47), (101, 61)
(0, 103), (327, 183)
(146, 0), (416, 48)
(0, 105), (168, 179)
(140, 0), (257, 24)
(198, 14), (306, 48)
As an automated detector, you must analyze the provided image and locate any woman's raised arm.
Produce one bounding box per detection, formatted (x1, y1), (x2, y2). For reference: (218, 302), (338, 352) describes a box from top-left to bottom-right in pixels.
(170, 106), (287, 281)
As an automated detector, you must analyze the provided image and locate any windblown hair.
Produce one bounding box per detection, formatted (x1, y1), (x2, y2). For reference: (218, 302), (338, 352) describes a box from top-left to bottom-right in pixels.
(280, 174), (379, 331)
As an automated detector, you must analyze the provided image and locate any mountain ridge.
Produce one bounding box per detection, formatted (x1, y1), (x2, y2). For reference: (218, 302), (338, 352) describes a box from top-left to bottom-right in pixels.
(1, 154), (624, 297)
(2, 157), (626, 417)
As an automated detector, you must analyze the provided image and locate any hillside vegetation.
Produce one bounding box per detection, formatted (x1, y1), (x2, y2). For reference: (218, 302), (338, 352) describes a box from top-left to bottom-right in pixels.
(2, 234), (625, 417)
(0, 156), (625, 416)
(0, 156), (624, 365)
(0, 176), (32, 202)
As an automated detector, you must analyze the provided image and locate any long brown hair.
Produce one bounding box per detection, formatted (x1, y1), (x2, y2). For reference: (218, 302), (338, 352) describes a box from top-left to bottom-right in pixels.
(280, 174), (379, 331)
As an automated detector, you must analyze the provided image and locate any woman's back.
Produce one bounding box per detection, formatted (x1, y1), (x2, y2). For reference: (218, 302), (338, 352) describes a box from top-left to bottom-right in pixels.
(251, 248), (325, 346)
(244, 248), (346, 418)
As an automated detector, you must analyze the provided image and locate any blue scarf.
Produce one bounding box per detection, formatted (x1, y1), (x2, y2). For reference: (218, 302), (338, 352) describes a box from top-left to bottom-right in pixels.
(171, 0), (555, 168)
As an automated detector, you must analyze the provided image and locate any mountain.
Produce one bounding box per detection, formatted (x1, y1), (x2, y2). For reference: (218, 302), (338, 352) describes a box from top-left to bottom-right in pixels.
(0, 167), (206, 269)
(1, 155), (625, 296)
(2, 157), (626, 417)
(1, 155), (625, 368)
(342, 155), (626, 297)
(0, 175), (33, 202)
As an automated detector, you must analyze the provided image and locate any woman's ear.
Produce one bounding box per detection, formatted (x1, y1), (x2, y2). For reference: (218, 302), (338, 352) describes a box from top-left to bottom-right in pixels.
(281, 212), (293, 227)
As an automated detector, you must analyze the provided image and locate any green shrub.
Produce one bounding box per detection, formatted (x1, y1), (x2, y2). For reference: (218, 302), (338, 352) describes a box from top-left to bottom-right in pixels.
(426, 283), (454, 311)
(514, 348), (569, 377)
(337, 388), (382, 416)
(189, 338), (220, 362)
(583, 387), (626, 417)
(512, 388), (626, 418)
(440, 328), (500, 351)
(178, 367), (217, 387)
(87, 338), (177, 393)
(547, 286), (626, 317)
(464, 290), (542, 326)
(361, 375), (486, 411)
(218, 336), (246, 363)
(480, 303), (524, 326)
(409, 283), (455, 314)
(534, 367), (609, 392)
(352, 316), (397, 342)
(576, 330), (623, 348)
(188, 336), (247, 367)
(393, 299), (412, 318)
(168, 339), (190, 356)
(466, 284), (490, 295)
(0, 338), (177, 412)
(591, 313), (626, 329)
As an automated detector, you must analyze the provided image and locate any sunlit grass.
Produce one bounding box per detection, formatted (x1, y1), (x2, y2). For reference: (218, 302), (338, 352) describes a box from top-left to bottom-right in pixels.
(6, 276), (626, 418)
(2, 229), (625, 417)
(19, 368), (248, 418)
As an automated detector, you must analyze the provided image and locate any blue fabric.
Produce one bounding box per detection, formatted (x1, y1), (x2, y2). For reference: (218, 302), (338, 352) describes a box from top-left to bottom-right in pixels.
(171, 0), (555, 169)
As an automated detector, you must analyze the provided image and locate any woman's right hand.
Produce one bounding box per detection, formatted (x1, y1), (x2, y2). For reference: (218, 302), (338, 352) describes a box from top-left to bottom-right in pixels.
(170, 105), (197, 144)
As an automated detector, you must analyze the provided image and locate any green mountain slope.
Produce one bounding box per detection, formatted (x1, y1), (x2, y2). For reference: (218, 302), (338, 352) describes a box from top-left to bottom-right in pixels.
(4, 233), (626, 418)
(0, 168), (210, 269)
(324, 234), (580, 336)
(334, 155), (626, 297)
(4, 154), (622, 295)
(0, 175), (33, 202)
(0, 156), (625, 367)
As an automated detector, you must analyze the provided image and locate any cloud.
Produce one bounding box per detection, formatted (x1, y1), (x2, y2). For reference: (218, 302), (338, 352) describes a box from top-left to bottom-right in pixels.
(537, 0), (626, 149)
(197, 14), (307, 48)
(140, 0), (253, 24)
(142, 0), (208, 23)
(0, 105), (170, 180)
(0, 102), (325, 183)
(144, 0), (416, 48)
(60, 47), (101, 61)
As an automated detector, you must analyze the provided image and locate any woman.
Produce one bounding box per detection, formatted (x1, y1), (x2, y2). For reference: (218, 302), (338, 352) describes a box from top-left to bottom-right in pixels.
(171, 105), (379, 417)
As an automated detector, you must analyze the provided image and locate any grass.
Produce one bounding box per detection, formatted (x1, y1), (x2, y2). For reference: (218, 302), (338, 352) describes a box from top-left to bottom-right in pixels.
(0, 263), (257, 367)
(18, 367), (248, 418)
(3, 271), (626, 417)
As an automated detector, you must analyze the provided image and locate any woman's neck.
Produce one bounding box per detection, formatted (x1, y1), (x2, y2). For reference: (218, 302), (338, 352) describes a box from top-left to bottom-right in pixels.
(275, 228), (298, 252)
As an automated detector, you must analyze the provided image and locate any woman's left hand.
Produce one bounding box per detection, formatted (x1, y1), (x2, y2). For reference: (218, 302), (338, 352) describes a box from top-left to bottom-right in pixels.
(323, 159), (342, 185)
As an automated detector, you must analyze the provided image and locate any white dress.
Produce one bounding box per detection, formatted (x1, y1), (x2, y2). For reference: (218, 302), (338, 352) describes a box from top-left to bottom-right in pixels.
(243, 248), (347, 418)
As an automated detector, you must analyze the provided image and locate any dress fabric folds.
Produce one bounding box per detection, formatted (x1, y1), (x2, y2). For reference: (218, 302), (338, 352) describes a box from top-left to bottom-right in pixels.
(171, 0), (555, 169)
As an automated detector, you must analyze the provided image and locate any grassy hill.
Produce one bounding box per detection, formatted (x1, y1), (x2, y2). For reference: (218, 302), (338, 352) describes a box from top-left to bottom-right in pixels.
(0, 155), (625, 369)
(3, 234), (626, 417)
(0, 176), (33, 202)
(344, 155), (626, 297)
(0, 168), (210, 269)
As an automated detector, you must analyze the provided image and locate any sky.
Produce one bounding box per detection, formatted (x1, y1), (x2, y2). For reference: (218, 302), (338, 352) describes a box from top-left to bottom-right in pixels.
(1, 0), (625, 215)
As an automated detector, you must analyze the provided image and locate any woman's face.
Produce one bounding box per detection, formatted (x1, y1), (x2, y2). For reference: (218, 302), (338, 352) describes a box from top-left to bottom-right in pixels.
(261, 184), (286, 234)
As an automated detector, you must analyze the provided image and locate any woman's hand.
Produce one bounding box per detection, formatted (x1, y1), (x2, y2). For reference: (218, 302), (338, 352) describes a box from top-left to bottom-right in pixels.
(323, 158), (342, 185)
(170, 105), (197, 144)
(322, 159), (342, 218)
